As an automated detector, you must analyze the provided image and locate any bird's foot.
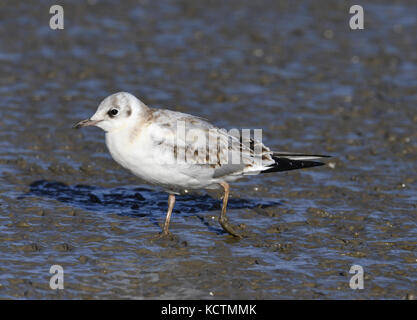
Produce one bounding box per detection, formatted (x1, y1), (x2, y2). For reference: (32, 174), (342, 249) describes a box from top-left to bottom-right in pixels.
(219, 217), (243, 239)
(154, 230), (174, 240)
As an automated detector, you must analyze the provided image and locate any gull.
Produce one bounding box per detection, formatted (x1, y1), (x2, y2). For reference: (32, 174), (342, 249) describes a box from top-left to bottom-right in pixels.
(74, 92), (329, 238)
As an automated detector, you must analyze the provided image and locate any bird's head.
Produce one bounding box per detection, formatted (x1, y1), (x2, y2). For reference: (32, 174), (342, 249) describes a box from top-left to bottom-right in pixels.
(74, 92), (147, 133)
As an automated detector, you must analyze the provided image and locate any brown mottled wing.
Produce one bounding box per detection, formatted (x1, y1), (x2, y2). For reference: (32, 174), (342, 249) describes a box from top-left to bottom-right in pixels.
(147, 108), (275, 178)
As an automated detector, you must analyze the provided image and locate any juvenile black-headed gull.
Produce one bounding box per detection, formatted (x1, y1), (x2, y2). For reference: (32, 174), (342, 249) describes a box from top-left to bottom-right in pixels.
(74, 92), (329, 238)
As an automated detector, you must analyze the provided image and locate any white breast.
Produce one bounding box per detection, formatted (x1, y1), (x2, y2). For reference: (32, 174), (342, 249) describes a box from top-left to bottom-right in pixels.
(105, 127), (218, 191)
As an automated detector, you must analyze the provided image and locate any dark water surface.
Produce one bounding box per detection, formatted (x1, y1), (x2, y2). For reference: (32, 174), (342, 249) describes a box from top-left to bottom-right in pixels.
(0, 0), (416, 299)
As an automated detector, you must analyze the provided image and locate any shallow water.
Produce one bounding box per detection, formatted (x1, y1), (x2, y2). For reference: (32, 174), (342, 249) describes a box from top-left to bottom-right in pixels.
(0, 0), (416, 299)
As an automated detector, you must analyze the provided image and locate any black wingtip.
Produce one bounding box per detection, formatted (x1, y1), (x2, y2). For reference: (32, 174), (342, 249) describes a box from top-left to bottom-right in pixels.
(261, 157), (326, 174)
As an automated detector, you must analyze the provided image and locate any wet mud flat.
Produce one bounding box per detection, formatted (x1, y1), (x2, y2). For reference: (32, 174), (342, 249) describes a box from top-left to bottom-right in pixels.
(0, 0), (416, 299)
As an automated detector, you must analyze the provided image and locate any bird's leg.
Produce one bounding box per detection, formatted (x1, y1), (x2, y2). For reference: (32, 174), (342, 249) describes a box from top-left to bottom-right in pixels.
(162, 194), (175, 235)
(218, 182), (242, 238)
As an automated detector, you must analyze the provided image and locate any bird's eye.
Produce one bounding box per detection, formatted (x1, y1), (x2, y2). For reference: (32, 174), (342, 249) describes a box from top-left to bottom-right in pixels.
(108, 109), (119, 117)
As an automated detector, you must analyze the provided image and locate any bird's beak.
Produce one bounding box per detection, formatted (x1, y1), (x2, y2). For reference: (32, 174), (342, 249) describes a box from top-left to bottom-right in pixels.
(73, 119), (101, 129)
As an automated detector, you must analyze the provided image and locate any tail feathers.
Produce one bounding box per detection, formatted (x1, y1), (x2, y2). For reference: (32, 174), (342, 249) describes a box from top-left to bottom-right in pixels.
(262, 153), (330, 173)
